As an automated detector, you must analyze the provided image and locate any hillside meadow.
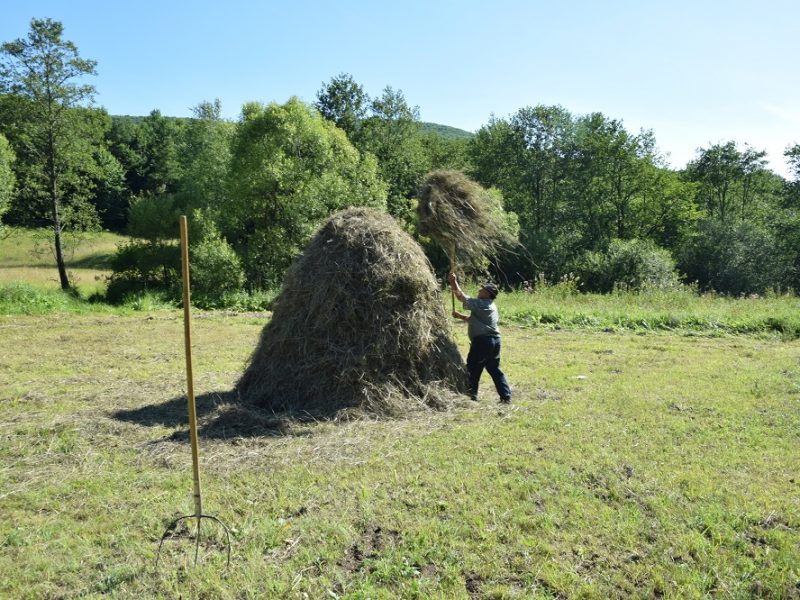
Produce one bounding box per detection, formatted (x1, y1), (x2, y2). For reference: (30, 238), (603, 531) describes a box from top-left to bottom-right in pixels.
(0, 228), (124, 295)
(1, 229), (799, 597)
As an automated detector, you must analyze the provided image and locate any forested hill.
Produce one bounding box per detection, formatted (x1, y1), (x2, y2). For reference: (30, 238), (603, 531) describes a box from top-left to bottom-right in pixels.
(112, 115), (473, 140)
(418, 122), (474, 139)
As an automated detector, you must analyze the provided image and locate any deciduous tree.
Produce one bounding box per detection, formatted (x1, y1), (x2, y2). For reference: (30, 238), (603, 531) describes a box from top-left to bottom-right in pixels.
(0, 18), (99, 289)
(226, 98), (387, 288)
(315, 73), (369, 141)
(358, 87), (426, 222)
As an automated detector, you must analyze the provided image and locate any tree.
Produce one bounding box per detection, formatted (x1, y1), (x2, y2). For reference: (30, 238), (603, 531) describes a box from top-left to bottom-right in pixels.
(507, 105), (573, 234)
(419, 133), (471, 171)
(226, 98), (387, 288)
(176, 99), (234, 215)
(0, 18), (98, 289)
(358, 86), (427, 222)
(0, 132), (14, 234)
(686, 141), (769, 221)
(784, 144), (800, 206)
(786, 144), (800, 181)
(315, 73), (369, 141)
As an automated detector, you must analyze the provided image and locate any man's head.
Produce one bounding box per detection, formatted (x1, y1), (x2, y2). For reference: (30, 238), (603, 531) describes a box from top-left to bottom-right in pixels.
(479, 282), (499, 300)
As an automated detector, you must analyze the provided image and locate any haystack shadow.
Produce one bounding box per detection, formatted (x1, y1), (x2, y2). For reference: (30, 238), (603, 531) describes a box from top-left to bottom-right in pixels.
(111, 390), (306, 440)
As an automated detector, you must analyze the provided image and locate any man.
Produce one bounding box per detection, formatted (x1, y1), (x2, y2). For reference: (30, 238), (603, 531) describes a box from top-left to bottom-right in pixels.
(448, 273), (512, 404)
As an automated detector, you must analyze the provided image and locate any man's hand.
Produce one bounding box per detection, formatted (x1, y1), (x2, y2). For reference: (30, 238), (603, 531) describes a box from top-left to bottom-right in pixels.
(449, 272), (466, 302)
(452, 310), (468, 321)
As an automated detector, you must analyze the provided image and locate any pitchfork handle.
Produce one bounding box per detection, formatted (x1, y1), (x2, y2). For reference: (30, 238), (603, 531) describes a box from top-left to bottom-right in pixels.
(180, 216), (203, 519)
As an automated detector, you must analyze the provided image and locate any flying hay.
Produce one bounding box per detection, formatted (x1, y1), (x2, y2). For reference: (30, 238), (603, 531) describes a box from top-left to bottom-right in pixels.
(416, 169), (518, 271)
(236, 207), (468, 418)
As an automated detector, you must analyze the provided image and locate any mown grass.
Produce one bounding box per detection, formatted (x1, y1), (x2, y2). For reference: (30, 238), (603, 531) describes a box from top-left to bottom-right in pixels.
(0, 228), (126, 294)
(0, 310), (798, 598)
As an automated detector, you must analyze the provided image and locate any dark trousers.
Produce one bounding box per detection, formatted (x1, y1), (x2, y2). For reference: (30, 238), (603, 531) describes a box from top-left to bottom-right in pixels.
(467, 335), (511, 400)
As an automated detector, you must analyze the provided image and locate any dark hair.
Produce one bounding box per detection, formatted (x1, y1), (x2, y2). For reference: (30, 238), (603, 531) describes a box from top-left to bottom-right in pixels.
(482, 283), (499, 299)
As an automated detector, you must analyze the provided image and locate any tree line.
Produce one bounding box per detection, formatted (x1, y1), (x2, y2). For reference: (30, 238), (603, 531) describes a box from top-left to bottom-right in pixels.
(1, 19), (799, 304)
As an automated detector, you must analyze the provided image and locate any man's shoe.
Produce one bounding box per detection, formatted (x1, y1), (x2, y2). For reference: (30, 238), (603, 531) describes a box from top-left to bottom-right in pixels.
(499, 397), (511, 404)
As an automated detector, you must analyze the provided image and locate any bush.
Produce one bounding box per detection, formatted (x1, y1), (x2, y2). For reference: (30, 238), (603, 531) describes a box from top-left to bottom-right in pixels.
(576, 238), (679, 293)
(105, 239), (180, 304)
(678, 219), (785, 295)
(107, 212), (246, 308)
(189, 233), (246, 308)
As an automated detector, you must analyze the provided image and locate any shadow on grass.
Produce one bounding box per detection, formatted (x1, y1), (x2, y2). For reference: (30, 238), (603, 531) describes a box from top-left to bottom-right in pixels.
(111, 390), (315, 440)
(69, 252), (114, 269)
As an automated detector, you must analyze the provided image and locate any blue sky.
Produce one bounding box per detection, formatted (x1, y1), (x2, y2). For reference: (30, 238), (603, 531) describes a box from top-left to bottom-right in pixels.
(2, 0), (798, 176)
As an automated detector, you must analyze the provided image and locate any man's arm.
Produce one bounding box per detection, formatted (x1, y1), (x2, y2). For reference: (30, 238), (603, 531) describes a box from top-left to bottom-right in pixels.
(452, 310), (469, 321)
(448, 273), (467, 302)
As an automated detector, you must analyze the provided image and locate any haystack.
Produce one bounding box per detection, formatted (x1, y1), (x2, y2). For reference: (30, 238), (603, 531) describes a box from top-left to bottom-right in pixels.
(236, 207), (468, 417)
(417, 170), (518, 271)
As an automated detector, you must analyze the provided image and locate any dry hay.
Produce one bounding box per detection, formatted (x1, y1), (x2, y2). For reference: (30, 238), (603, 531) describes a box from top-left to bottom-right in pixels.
(416, 169), (518, 271)
(236, 207), (468, 418)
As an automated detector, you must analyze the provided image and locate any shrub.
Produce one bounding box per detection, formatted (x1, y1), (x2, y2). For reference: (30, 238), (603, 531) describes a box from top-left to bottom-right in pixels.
(678, 219), (785, 295)
(189, 233), (246, 308)
(105, 239), (179, 304)
(107, 211), (245, 307)
(576, 238), (679, 293)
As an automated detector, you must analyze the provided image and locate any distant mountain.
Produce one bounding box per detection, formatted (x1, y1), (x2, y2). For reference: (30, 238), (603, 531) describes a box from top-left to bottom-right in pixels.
(111, 114), (475, 141)
(418, 122), (475, 140)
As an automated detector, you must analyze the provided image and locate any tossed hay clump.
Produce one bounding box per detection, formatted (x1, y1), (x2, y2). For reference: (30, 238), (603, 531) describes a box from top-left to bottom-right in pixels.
(417, 169), (518, 270)
(237, 207), (468, 417)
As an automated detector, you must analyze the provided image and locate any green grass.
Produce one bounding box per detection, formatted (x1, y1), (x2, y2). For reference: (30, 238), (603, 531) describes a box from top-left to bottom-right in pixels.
(500, 285), (800, 338)
(1, 310), (798, 598)
(0, 227), (126, 294)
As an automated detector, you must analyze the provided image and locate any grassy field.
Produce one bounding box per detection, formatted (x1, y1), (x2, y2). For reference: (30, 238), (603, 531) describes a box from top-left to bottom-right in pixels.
(1, 307), (798, 598)
(0, 228), (125, 294)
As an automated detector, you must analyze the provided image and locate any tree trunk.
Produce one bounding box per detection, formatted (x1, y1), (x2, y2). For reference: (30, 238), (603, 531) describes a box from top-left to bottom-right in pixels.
(48, 131), (70, 291)
(52, 189), (70, 291)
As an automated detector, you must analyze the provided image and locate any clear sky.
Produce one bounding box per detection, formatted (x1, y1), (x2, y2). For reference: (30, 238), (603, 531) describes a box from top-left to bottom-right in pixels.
(2, 0), (798, 176)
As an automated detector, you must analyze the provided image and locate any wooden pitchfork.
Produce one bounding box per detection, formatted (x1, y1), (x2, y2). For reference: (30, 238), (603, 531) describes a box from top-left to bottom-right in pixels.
(155, 215), (231, 570)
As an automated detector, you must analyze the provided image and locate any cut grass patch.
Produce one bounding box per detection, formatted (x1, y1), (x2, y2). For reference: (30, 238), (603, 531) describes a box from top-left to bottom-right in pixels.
(0, 228), (127, 295)
(0, 311), (798, 597)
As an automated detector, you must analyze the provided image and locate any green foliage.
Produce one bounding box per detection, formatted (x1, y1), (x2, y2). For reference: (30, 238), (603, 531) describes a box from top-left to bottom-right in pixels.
(419, 133), (472, 171)
(125, 193), (180, 241)
(109, 210), (245, 307)
(357, 87), (427, 222)
(468, 106), (737, 287)
(0, 132), (14, 233)
(686, 141), (770, 221)
(89, 144), (129, 230)
(105, 239), (179, 303)
(226, 97), (387, 288)
(187, 218), (245, 308)
(176, 99), (233, 215)
(0, 282), (81, 314)
(574, 238), (680, 293)
(315, 73), (369, 141)
(418, 122), (474, 140)
(678, 219), (786, 295)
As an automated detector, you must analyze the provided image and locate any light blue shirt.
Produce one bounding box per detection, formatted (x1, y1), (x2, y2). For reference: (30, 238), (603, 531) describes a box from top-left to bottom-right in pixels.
(463, 296), (500, 340)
